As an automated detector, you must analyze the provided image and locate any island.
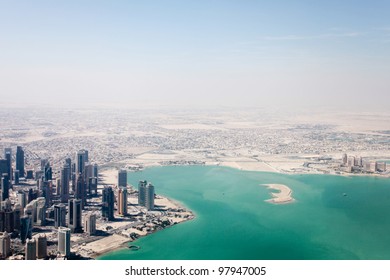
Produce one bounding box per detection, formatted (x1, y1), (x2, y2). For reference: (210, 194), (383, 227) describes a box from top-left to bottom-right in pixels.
(262, 184), (295, 204)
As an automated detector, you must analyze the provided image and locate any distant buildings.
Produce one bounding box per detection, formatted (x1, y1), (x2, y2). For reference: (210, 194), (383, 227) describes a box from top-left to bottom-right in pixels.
(102, 187), (114, 221)
(342, 153), (387, 174)
(58, 227), (71, 258)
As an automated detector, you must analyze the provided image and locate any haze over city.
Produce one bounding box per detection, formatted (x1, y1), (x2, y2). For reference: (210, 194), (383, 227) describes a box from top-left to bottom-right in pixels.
(0, 0), (390, 110)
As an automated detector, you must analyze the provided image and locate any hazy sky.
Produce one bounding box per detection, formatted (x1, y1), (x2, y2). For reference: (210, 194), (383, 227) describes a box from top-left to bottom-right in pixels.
(1, 0), (389, 109)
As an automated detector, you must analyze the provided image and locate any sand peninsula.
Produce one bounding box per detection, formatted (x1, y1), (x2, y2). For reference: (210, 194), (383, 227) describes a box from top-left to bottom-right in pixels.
(262, 184), (295, 204)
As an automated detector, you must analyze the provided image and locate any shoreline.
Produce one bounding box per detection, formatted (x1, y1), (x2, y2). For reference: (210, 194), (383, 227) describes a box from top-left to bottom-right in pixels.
(76, 168), (195, 260)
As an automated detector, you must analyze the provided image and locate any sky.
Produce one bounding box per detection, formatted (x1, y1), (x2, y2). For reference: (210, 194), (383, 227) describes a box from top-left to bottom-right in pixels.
(0, 0), (389, 110)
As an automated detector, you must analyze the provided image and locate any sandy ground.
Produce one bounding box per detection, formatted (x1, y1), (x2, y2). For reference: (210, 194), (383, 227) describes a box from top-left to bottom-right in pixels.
(80, 234), (130, 257)
(262, 184), (295, 204)
(99, 169), (118, 185)
(219, 161), (278, 172)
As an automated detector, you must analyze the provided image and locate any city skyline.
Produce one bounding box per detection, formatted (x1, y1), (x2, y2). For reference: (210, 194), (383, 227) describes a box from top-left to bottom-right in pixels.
(0, 1), (389, 110)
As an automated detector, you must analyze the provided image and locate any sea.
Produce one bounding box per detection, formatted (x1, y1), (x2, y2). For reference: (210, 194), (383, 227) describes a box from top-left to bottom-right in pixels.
(98, 165), (390, 260)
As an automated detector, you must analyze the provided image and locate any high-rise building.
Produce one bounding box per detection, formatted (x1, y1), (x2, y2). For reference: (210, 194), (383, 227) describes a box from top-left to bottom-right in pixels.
(93, 163), (98, 178)
(370, 162), (378, 173)
(26, 170), (34, 180)
(118, 169), (127, 187)
(102, 187), (114, 221)
(54, 204), (67, 228)
(1, 174), (10, 201)
(138, 180), (147, 207)
(41, 181), (52, 208)
(145, 183), (155, 211)
(84, 162), (93, 195)
(16, 146), (25, 177)
(44, 163), (52, 181)
(20, 215), (32, 243)
(60, 165), (70, 203)
(18, 192), (26, 209)
(58, 227), (71, 258)
(2, 210), (14, 233)
(0, 160), (8, 175)
(4, 148), (12, 183)
(25, 238), (36, 260)
(377, 161), (387, 172)
(36, 234), (47, 259)
(88, 177), (98, 196)
(84, 214), (96, 235)
(68, 199), (82, 233)
(117, 187), (128, 216)
(0, 231), (11, 259)
(35, 197), (46, 226)
(342, 153), (347, 165)
(13, 204), (22, 231)
(14, 170), (20, 185)
(75, 150), (88, 176)
(75, 173), (86, 208)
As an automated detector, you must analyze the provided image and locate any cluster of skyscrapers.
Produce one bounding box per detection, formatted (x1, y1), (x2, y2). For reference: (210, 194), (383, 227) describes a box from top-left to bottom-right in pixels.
(0, 147), (99, 259)
(0, 146), (157, 260)
(342, 153), (387, 173)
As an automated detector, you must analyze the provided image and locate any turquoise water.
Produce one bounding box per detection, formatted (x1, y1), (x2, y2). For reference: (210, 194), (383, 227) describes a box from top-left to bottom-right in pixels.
(99, 166), (390, 260)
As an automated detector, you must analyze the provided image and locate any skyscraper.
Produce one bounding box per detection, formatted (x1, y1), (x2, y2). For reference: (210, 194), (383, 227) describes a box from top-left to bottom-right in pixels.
(54, 204), (67, 228)
(118, 169), (127, 187)
(13, 204), (22, 232)
(58, 227), (71, 258)
(14, 170), (19, 185)
(75, 150), (88, 176)
(138, 180), (147, 207)
(0, 231), (11, 259)
(84, 214), (96, 236)
(25, 238), (36, 260)
(88, 177), (98, 196)
(138, 180), (154, 210)
(75, 173), (86, 208)
(35, 197), (46, 226)
(20, 215), (32, 244)
(117, 187), (128, 216)
(36, 234), (47, 259)
(44, 162), (52, 181)
(16, 146), (25, 177)
(1, 174), (10, 201)
(68, 199), (82, 233)
(145, 183), (155, 211)
(4, 148), (12, 183)
(60, 165), (70, 203)
(102, 187), (114, 221)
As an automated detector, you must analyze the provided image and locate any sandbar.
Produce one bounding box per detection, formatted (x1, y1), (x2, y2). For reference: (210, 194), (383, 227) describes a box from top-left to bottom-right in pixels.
(262, 184), (295, 204)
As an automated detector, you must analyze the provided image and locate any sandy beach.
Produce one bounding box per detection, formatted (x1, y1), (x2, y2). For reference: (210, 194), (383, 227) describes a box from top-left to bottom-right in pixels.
(262, 184), (295, 204)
